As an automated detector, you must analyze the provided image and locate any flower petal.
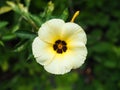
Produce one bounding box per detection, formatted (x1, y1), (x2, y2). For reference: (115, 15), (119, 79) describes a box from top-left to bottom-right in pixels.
(44, 54), (72, 75)
(44, 45), (87, 74)
(61, 22), (87, 45)
(38, 19), (65, 44)
(70, 45), (87, 69)
(32, 37), (56, 65)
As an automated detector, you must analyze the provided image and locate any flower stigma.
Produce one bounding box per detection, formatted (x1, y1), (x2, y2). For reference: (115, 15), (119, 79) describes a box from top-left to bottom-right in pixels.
(53, 40), (67, 54)
(58, 43), (63, 49)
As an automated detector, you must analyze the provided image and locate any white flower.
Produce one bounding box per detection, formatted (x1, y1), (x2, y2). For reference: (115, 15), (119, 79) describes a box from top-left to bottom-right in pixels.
(32, 19), (87, 75)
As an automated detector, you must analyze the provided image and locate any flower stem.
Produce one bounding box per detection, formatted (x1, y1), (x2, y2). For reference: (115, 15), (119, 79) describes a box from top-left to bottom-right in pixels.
(23, 16), (39, 30)
(70, 11), (80, 22)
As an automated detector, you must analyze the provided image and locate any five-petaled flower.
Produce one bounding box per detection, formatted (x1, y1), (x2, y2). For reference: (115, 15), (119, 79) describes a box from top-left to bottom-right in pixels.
(32, 14), (87, 74)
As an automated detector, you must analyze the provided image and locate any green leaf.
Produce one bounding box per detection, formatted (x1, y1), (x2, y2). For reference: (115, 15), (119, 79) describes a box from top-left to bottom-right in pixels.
(92, 42), (113, 53)
(0, 21), (8, 29)
(2, 34), (16, 41)
(1, 61), (9, 72)
(94, 53), (118, 68)
(0, 40), (4, 46)
(87, 29), (102, 45)
(15, 30), (37, 39)
(24, 0), (31, 10)
(104, 59), (117, 68)
(113, 46), (120, 56)
(40, 1), (54, 20)
(6, 1), (20, 13)
(93, 80), (104, 90)
(11, 24), (20, 33)
(60, 8), (68, 21)
(0, 6), (12, 14)
(29, 14), (42, 27)
(6, 1), (27, 14)
(47, 1), (54, 13)
(13, 42), (27, 52)
(106, 22), (120, 43)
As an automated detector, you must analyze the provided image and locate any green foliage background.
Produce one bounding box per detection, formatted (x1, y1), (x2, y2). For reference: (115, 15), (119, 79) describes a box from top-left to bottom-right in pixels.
(0, 0), (120, 90)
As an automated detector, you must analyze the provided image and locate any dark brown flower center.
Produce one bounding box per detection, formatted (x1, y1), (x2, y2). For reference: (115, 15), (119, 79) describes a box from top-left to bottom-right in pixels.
(53, 40), (67, 54)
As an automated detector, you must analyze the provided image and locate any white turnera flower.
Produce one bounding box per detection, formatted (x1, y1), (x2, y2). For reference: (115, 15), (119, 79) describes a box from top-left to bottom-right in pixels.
(32, 12), (87, 75)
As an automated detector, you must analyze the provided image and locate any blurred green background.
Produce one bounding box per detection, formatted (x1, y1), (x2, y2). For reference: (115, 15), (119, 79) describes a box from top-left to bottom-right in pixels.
(0, 0), (120, 90)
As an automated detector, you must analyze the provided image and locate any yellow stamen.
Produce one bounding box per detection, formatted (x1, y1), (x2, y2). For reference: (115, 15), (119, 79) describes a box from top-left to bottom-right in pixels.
(70, 11), (80, 22)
